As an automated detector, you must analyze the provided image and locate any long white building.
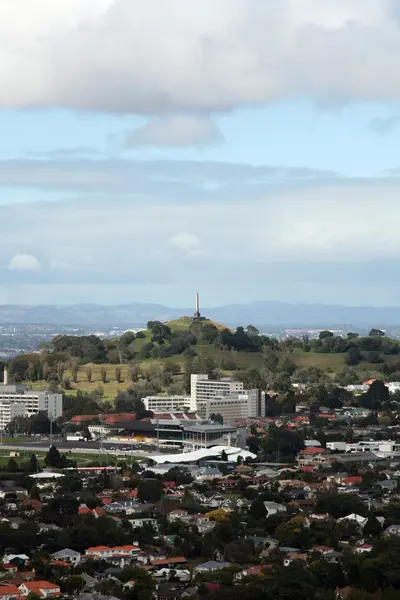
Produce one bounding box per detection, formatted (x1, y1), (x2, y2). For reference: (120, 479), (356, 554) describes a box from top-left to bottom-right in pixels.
(0, 376), (62, 430)
(143, 395), (194, 412)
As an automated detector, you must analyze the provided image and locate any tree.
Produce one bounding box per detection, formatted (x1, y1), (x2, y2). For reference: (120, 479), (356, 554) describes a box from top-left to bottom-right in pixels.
(319, 330), (334, 339)
(7, 458), (18, 472)
(363, 516), (382, 538)
(210, 413), (223, 425)
(45, 445), (64, 468)
(57, 362), (66, 381)
(346, 346), (362, 366)
(220, 450), (228, 461)
(100, 367), (107, 383)
(129, 365), (140, 382)
(137, 479), (164, 502)
(115, 366), (122, 383)
(247, 325), (260, 336)
(360, 380), (390, 410)
(369, 328), (385, 337)
(42, 362), (50, 381)
(85, 367), (92, 383)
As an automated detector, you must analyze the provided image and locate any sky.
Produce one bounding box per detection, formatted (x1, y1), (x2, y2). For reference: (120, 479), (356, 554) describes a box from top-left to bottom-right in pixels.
(2, 0), (400, 308)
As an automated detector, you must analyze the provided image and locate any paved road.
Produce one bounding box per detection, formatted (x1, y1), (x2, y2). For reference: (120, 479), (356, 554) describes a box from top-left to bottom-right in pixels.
(0, 442), (152, 457)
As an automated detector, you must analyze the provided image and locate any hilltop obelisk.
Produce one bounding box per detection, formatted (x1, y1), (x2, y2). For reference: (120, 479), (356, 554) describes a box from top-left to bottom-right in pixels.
(193, 292), (201, 320)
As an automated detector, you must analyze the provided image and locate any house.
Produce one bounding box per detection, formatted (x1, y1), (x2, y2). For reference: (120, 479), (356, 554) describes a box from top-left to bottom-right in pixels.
(150, 557), (187, 569)
(197, 491), (226, 508)
(355, 544), (373, 554)
(336, 514), (367, 529)
(129, 518), (158, 530)
(263, 501), (287, 517)
(0, 584), (20, 600)
(384, 524), (400, 537)
(111, 545), (140, 558)
(85, 546), (113, 559)
(192, 515), (216, 534)
(3, 555), (29, 565)
(235, 565), (268, 579)
(193, 561), (231, 575)
(79, 505), (105, 517)
(283, 553), (308, 566)
(51, 548), (81, 565)
(167, 510), (189, 523)
(19, 581), (61, 598)
(1, 564), (18, 574)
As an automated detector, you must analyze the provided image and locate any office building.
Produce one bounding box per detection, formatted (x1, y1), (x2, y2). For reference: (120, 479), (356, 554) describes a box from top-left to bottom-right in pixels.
(191, 374), (244, 418)
(205, 389), (265, 422)
(0, 371), (62, 429)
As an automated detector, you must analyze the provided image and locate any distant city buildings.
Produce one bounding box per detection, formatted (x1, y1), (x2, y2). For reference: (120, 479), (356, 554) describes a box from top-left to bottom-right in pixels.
(0, 368), (62, 429)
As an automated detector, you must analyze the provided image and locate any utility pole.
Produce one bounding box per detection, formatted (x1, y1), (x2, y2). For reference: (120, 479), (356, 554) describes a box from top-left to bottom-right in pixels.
(49, 412), (54, 448)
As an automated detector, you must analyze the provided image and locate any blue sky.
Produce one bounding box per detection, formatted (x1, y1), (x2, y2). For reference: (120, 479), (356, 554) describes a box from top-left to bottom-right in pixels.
(2, 0), (400, 308)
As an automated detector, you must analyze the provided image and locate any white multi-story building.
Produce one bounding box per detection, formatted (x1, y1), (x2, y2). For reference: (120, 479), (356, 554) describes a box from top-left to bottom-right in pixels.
(143, 395), (194, 412)
(143, 375), (264, 423)
(205, 389), (265, 422)
(0, 383), (62, 429)
(190, 374), (244, 418)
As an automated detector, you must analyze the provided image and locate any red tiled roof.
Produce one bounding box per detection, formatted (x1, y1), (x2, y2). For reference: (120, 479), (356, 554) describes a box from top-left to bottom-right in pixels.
(86, 546), (110, 552)
(150, 557), (187, 566)
(342, 477), (362, 484)
(0, 585), (19, 595)
(70, 415), (98, 423)
(301, 447), (324, 454)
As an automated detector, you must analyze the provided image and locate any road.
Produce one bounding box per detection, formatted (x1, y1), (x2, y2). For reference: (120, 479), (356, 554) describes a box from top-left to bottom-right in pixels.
(0, 440), (152, 457)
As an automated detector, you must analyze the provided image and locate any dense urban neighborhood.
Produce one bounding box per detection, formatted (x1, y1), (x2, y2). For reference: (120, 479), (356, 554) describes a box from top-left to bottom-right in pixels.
(1, 324), (400, 598)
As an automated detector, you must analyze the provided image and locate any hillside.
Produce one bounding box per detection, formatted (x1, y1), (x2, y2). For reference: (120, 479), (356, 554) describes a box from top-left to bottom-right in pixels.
(13, 319), (400, 402)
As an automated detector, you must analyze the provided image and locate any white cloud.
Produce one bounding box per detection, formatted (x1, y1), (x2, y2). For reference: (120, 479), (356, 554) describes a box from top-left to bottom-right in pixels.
(169, 233), (205, 256)
(125, 115), (223, 147)
(9, 253), (41, 271)
(0, 0), (398, 113)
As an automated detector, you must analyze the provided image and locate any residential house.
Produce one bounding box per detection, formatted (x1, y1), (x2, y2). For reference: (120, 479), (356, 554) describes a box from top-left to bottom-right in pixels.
(283, 552), (308, 566)
(150, 557), (187, 569)
(263, 501), (287, 517)
(50, 549), (81, 565)
(0, 584), (20, 600)
(85, 546), (113, 559)
(193, 561), (231, 575)
(19, 581), (61, 598)
(197, 491), (226, 508)
(337, 514), (367, 529)
(384, 524), (400, 537)
(130, 518), (158, 530)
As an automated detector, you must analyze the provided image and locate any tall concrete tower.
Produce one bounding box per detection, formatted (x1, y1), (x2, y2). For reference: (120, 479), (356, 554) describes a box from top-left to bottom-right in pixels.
(193, 292), (201, 319)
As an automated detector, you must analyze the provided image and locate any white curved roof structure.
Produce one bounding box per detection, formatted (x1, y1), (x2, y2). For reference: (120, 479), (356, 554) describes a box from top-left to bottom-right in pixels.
(29, 472), (65, 479)
(149, 445), (256, 464)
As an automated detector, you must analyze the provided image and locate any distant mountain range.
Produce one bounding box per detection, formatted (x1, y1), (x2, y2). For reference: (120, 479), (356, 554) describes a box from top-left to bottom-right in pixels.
(0, 301), (399, 328)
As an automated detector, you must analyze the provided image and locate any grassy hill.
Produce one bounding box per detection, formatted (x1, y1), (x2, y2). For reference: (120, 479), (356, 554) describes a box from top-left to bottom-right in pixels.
(23, 317), (396, 401)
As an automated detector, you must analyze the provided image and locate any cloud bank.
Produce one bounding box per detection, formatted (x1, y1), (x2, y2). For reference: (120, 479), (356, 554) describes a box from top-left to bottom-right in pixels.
(1, 0), (400, 113)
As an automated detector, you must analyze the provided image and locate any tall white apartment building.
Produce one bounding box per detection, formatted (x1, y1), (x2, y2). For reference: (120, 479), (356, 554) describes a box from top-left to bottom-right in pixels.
(0, 382), (63, 430)
(190, 374), (244, 418)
